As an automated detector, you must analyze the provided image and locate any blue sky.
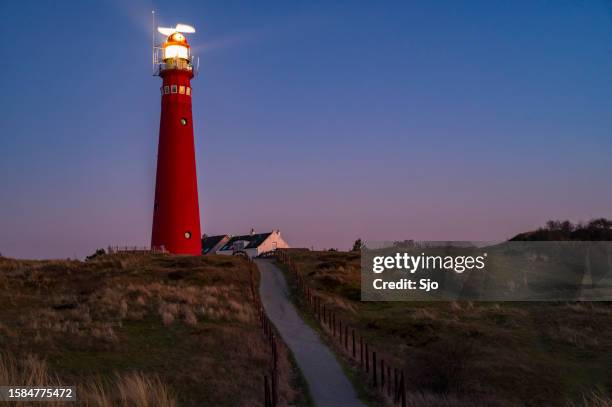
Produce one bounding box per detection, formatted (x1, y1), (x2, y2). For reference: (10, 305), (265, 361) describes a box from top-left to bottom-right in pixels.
(1, 0), (611, 258)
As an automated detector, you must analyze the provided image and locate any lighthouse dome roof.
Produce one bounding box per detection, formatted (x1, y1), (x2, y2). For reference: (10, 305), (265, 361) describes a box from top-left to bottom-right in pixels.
(164, 32), (189, 47)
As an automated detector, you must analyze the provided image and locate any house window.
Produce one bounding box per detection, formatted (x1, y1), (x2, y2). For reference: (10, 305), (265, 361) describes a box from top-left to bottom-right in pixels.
(180, 118), (188, 126)
(184, 231), (192, 239)
(186, 87), (191, 96)
(164, 86), (170, 94)
(179, 85), (185, 94)
(171, 85), (178, 93)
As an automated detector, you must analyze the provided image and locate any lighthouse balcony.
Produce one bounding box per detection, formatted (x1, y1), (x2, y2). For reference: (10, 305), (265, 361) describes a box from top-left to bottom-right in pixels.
(156, 59), (195, 76)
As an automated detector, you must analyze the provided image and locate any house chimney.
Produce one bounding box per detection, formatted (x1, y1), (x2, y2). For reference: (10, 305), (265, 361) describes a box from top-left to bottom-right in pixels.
(250, 228), (255, 235)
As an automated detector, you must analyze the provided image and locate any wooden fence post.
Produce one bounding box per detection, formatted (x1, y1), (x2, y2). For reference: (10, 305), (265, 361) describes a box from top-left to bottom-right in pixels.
(272, 336), (278, 370)
(387, 365), (391, 397)
(365, 343), (369, 372)
(264, 375), (270, 407)
(344, 325), (348, 350)
(332, 313), (336, 336)
(352, 329), (356, 358)
(381, 359), (385, 391)
(394, 368), (398, 402)
(372, 351), (377, 388)
(400, 370), (406, 407)
(360, 336), (364, 366)
(272, 369), (278, 407)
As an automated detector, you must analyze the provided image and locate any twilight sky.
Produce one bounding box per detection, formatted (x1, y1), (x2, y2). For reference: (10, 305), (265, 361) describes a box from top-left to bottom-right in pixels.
(1, 0), (611, 259)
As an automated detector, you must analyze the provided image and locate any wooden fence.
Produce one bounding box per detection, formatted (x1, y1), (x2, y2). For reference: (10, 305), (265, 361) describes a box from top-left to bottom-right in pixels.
(106, 246), (168, 254)
(244, 256), (280, 407)
(275, 250), (407, 407)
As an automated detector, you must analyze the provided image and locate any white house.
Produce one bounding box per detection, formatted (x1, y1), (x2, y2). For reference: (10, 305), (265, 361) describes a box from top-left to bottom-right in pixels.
(211, 229), (289, 258)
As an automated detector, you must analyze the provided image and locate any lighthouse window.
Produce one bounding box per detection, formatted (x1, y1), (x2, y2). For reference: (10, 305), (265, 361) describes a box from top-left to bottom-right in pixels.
(184, 231), (192, 239)
(164, 86), (170, 94)
(171, 85), (178, 93)
(186, 87), (191, 96)
(179, 85), (185, 94)
(180, 118), (188, 126)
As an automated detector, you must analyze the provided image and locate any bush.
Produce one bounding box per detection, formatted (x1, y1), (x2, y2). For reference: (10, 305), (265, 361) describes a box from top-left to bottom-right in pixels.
(86, 248), (106, 261)
(510, 218), (612, 241)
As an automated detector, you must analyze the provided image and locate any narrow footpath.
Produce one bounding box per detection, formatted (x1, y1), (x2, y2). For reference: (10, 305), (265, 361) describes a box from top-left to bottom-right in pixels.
(255, 259), (366, 407)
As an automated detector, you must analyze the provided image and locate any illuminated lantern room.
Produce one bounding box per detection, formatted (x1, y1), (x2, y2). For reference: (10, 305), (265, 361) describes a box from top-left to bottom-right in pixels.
(163, 32), (190, 60)
(154, 23), (197, 75)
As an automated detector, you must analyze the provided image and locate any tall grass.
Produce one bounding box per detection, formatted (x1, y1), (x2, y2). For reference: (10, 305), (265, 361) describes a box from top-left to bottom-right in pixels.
(570, 391), (612, 407)
(82, 373), (176, 407)
(0, 353), (176, 407)
(0, 353), (57, 388)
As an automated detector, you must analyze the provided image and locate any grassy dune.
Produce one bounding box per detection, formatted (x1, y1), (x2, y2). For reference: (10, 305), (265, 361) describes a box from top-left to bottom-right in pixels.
(283, 250), (612, 406)
(0, 253), (301, 406)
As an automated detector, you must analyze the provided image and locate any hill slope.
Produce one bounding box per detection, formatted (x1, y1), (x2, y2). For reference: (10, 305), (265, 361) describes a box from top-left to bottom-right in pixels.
(0, 254), (301, 406)
(281, 250), (612, 406)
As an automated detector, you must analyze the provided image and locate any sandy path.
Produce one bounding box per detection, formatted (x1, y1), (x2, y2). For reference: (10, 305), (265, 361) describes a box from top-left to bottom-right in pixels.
(255, 259), (366, 407)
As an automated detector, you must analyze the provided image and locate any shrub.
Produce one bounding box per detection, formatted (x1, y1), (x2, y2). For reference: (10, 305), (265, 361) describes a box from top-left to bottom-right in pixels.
(86, 249), (106, 261)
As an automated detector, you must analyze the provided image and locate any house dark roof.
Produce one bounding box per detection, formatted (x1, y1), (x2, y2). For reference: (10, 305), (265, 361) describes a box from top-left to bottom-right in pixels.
(201, 235), (229, 254)
(219, 233), (272, 251)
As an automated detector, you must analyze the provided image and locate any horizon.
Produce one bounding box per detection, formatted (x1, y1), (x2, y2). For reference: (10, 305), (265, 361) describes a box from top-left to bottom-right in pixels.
(1, 0), (612, 259)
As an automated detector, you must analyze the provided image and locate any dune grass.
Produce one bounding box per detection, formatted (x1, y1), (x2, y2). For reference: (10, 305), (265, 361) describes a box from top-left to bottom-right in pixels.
(0, 253), (301, 406)
(0, 352), (175, 407)
(281, 250), (612, 406)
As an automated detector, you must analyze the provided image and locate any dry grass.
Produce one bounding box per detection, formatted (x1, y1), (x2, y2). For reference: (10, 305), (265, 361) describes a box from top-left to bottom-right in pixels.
(0, 254), (301, 406)
(570, 391), (612, 407)
(282, 250), (612, 406)
(402, 391), (519, 407)
(0, 353), (63, 407)
(0, 352), (176, 406)
(114, 373), (175, 407)
(0, 353), (57, 388)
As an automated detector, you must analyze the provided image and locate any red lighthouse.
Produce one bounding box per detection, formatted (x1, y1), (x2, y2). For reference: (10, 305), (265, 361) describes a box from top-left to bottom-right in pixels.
(151, 23), (201, 255)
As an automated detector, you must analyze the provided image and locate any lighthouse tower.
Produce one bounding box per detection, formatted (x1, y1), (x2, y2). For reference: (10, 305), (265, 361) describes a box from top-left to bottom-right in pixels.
(151, 23), (201, 255)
